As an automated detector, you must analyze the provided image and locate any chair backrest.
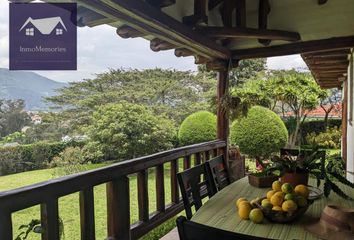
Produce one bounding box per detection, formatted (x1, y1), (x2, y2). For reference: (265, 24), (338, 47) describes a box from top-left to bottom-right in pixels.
(206, 155), (231, 191)
(176, 216), (273, 240)
(177, 163), (217, 219)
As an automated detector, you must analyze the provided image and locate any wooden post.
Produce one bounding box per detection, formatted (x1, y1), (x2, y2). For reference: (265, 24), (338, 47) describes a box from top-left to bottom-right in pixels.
(0, 210), (12, 240)
(217, 70), (229, 160)
(343, 80), (348, 165)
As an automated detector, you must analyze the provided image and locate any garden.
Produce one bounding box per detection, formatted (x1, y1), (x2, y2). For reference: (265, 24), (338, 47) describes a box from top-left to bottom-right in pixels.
(0, 63), (347, 240)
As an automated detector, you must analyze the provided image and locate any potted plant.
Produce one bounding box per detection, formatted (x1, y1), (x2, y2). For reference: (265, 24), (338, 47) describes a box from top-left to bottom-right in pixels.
(272, 149), (354, 199)
(247, 163), (279, 188)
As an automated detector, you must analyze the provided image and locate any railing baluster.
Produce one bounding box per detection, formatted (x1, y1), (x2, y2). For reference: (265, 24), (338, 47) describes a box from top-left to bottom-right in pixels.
(205, 151), (210, 162)
(0, 210), (12, 240)
(80, 187), (95, 240)
(41, 199), (60, 240)
(156, 164), (165, 212)
(195, 152), (201, 166)
(137, 170), (149, 222)
(183, 155), (191, 170)
(107, 176), (130, 240)
(170, 159), (179, 203)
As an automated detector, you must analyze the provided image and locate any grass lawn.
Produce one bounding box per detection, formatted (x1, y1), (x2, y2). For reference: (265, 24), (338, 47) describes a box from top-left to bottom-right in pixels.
(0, 163), (184, 240)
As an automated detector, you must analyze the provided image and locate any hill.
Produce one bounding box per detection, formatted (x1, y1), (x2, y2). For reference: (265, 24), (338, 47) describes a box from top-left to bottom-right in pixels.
(0, 68), (67, 110)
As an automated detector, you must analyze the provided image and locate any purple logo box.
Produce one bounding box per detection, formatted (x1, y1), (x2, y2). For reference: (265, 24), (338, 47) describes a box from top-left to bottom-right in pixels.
(10, 3), (77, 70)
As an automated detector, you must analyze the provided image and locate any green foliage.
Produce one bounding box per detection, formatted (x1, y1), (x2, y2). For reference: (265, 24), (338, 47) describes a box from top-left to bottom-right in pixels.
(306, 126), (341, 149)
(50, 147), (88, 177)
(230, 106), (288, 159)
(229, 59), (267, 87)
(178, 111), (216, 146)
(15, 218), (64, 240)
(46, 68), (215, 131)
(84, 102), (176, 162)
(0, 99), (31, 137)
(0, 141), (84, 176)
(272, 149), (353, 200)
(0, 131), (26, 144)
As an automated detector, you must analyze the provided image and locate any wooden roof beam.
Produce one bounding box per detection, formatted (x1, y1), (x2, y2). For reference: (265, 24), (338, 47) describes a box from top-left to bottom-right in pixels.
(183, 0), (208, 26)
(232, 36), (354, 59)
(116, 25), (146, 38)
(175, 48), (194, 57)
(302, 49), (350, 58)
(150, 38), (176, 52)
(82, 0), (230, 59)
(258, 0), (271, 46)
(146, 0), (176, 8)
(196, 27), (300, 42)
(235, 0), (246, 28)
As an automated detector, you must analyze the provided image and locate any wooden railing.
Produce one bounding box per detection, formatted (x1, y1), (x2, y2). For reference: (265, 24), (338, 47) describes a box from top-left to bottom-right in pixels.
(0, 140), (226, 240)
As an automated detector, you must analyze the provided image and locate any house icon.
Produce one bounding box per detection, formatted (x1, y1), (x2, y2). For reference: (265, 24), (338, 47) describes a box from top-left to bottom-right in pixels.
(19, 16), (67, 36)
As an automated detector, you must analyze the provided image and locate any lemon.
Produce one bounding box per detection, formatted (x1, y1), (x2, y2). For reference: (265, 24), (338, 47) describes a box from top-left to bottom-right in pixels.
(282, 200), (298, 212)
(281, 183), (293, 194)
(266, 190), (277, 200)
(294, 184), (309, 198)
(284, 193), (296, 201)
(274, 191), (285, 198)
(249, 208), (264, 223)
(270, 194), (283, 206)
(297, 196), (308, 207)
(272, 206), (283, 211)
(239, 201), (252, 209)
(236, 198), (248, 208)
(272, 180), (282, 191)
(238, 204), (252, 219)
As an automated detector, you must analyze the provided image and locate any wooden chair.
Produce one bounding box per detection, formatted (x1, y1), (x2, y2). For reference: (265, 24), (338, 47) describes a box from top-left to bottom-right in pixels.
(206, 155), (231, 191)
(177, 163), (217, 219)
(176, 216), (273, 240)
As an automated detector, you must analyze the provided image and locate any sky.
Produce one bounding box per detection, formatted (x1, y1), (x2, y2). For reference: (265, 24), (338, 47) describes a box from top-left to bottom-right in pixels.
(0, 2), (308, 83)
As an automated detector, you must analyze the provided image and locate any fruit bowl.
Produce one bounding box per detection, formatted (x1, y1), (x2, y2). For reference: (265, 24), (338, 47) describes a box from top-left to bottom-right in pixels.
(254, 197), (312, 223)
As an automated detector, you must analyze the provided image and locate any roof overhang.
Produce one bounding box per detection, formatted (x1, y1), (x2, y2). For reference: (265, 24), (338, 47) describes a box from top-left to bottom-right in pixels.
(11, 0), (354, 84)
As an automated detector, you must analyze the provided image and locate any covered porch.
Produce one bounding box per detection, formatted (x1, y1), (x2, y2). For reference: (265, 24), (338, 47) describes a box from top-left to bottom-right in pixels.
(2, 0), (354, 239)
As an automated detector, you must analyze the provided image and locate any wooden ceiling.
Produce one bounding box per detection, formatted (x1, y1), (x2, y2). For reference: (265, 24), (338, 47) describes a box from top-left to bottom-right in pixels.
(11, 0), (354, 87)
(302, 49), (350, 89)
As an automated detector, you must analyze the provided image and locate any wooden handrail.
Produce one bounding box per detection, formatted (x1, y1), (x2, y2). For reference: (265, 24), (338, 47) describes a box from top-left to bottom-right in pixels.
(0, 140), (226, 240)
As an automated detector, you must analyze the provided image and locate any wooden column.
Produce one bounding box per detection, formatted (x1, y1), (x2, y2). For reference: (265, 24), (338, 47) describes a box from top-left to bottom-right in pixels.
(217, 70), (229, 159)
(343, 80), (348, 165)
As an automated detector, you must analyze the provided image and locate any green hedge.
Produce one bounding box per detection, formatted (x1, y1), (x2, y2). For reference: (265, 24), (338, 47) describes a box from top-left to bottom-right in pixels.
(230, 106), (288, 159)
(0, 141), (85, 176)
(283, 118), (341, 144)
(178, 111), (217, 146)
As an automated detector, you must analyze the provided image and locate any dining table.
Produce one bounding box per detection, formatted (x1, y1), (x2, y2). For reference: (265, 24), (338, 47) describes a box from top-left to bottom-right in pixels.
(191, 176), (354, 240)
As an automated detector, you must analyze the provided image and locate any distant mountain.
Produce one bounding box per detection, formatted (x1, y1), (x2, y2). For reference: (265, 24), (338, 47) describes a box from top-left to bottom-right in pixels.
(0, 68), (67, 110)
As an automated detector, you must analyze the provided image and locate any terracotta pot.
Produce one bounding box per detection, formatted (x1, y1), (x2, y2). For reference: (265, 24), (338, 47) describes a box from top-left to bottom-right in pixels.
(248, 174), (279, 188)
(280, 172), (309, 186)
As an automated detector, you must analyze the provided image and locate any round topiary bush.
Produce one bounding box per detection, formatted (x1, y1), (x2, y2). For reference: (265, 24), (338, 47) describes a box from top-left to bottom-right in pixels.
(230, 106), (288, 159)
(178, 111), (217, 146)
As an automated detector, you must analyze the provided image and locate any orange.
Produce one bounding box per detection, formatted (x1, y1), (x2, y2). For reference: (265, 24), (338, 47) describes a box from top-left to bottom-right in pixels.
(270, 194), (283, 207)
(294, 184), (309, 198)
(236, 198), (248, 208)
(266, 190), (277, 200)
(272, 206), (283, 211)
(249, 208), (264, 223)
(238, 204), (252, 220)
(282, 200), (298, 212)
(272, 180), (282, 191)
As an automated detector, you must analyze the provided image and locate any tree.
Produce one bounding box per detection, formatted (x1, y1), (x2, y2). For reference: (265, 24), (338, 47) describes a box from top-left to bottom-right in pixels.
(229, 58), (267, 87)
(47, 68), (216, 131)
(230, 70), (327, 147)
(84, 102), (176, 162)
(0, 99), (31, 137)
(320, 88), (341, 128)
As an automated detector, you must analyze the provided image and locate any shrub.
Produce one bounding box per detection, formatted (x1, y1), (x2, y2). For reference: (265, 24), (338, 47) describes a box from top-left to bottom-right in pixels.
(51, 147), (88, 177)
(84, 102), (176, 162)
(306, 126), (341, 149)
(230, 106), (288, 159)
(178, 111), (217, 146)
(0, 141), (85, 176)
